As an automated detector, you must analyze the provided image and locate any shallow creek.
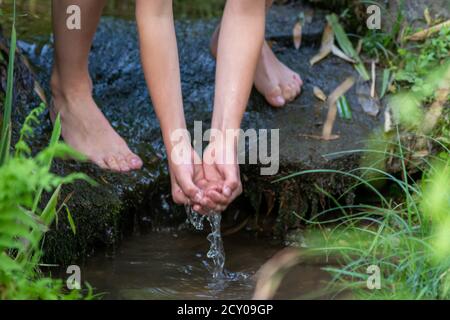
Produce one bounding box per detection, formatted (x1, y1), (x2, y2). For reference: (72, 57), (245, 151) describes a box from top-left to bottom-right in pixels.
(81, 225), (330, 300)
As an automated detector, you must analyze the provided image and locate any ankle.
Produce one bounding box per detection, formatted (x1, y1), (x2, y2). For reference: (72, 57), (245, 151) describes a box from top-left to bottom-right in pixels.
(50, 68), (93, 103)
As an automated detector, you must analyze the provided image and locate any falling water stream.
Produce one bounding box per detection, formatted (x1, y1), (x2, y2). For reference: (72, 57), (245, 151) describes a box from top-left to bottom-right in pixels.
(186, 206), (247, 282)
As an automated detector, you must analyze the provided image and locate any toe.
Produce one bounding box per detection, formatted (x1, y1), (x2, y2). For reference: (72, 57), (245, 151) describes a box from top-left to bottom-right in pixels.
(293, 73), (303, 86)
(126, 153), (143, 170)
(281, 84), (295, 102)
(266, 86), (286, 107)
(92, 157), (109, 170)
(117, 155), (131, 172)
(105, 156), (121, 172)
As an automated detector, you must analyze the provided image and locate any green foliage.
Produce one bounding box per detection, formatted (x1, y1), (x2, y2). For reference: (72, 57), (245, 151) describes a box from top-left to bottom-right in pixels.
(0, 107), (93, 300)
(394, 27), (450, 94)
(276, 60), (450, 298)
(278, 137), (450, 299)
(327, 13), (371, 81)
(0, 1), (93, 300)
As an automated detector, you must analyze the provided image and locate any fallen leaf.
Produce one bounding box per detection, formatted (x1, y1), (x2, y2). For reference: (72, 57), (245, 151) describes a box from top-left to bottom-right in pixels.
(331, 44), (356, 63)
(299, 133), (340, 141)
(406, 20), (450, 41)
(34, 80), (47, 105)
(371, 60), (376, 98)
(292, 21), (302, 50)
(384, 106), (393, 133)
(313, 86), (327, 101)
(310, 22), (334, 66)
(253, 248), (301, 300)
(424, 8), (432, 26)
(356, 39), (363, 55)
(327, 14), (370, 81)
(322, 77), (355, 140)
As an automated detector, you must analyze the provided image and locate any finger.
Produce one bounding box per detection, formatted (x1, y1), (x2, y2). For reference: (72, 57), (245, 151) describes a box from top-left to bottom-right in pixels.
(222, 165), (240, 197)
(206, 189), (229, 206)
(193, 204), (209, 216)
(176, 172), (204, 204)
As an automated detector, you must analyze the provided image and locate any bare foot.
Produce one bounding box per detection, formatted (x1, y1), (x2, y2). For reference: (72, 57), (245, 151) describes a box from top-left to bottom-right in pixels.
(50, 73), (143, 172)
(210, 28), (303, 108)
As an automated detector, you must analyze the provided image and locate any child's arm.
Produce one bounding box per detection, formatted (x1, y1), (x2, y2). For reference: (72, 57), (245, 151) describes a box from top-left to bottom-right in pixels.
(203, 0), (266, 205)
(136, 0), (203, 206)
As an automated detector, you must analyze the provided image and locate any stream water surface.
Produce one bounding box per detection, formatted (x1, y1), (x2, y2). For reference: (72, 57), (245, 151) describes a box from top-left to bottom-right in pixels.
(81, 227), (330, 300)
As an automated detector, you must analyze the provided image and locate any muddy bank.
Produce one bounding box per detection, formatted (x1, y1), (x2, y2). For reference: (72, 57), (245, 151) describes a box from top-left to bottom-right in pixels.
(4, 2), (382, 264)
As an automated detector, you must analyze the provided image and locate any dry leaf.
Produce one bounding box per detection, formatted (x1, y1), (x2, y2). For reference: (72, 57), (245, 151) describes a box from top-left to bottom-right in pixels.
(299, 133), (340, 141)
(34, 81), (47, 105)
(356, 39), (363, 55)
(313, 86), (327, 101)
(292, 21), (302, 50)
(331, 45), (356, 63)
(424, 8), (432, 26)
(384, 106), (393, 133)
(310, 23), (334, 66)
(322, 77), (355, 140)
(406, 20), (450, 41)
(371, 60), (376, 98)
(253, 248), (301, 300)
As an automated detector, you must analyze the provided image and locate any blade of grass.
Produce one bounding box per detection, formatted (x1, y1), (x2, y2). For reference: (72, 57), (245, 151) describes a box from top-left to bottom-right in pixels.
(0, 1), (17, 166)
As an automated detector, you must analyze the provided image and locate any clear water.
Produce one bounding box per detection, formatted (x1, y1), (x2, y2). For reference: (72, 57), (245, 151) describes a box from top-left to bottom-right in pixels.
(185, 207), (249, 285)
(79, 229), (331, 300)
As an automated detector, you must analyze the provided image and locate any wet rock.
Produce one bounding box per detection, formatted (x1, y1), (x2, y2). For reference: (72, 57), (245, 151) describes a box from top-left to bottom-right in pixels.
(10, 5), (382, 263)
(384, 0), (449, 32)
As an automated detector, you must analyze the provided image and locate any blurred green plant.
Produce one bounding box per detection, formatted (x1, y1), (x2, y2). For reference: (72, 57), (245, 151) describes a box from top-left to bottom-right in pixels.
(272, 133), (450, 299)
(266, 59), (450, 299)
(0, 1), (94, 300)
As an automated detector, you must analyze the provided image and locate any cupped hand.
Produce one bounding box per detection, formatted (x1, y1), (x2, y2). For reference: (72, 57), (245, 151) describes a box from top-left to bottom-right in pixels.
(168, 141), (229, 215)
(202, 134), (243, 211)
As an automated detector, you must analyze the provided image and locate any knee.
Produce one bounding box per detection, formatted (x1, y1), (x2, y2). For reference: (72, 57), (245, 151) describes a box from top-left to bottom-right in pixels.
(226, 0), (266, 14)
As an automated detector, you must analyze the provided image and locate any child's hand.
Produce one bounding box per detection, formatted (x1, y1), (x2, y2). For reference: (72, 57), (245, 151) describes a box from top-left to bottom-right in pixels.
(202, 136), (243, 211)
(192, 164), (229, 214)
(168, 143), (205, 207)
(168, 142), (228, 214)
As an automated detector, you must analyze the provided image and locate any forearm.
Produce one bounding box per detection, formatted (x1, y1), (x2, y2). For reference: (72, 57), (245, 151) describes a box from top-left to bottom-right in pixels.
(211, 0), (266, 131)
(136, 0), (186, 151)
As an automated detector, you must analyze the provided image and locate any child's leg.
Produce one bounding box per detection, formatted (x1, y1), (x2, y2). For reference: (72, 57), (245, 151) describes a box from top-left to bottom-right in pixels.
(210, 0), (303, 108)
(51, 0), (142, 172)
(202, 0), (267, 206)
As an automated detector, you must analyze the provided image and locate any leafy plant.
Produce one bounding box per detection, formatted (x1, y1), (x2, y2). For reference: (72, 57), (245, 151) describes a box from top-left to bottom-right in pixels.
(0, 1), (93, 300)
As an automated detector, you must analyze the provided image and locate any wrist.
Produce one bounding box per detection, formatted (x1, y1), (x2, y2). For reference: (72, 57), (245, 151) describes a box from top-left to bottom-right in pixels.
(211, 114), (241, 132)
